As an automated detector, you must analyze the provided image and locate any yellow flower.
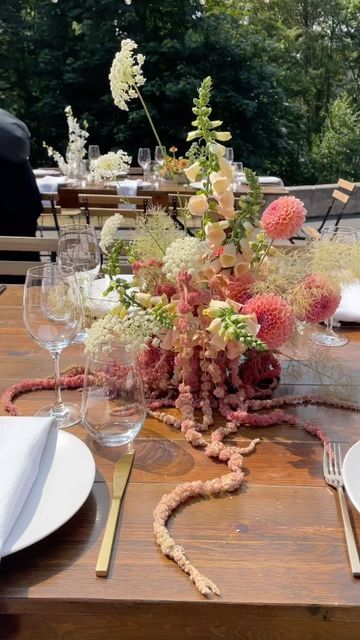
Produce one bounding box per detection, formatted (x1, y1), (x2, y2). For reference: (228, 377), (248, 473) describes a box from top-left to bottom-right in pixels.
(184, 161), (201, 182)
(205, 221), (229, 248)
(220, 242), (237, 268)
(214, 131), (232, 141)
(188, 193), (208, 216)
(210, 172), (230, 196)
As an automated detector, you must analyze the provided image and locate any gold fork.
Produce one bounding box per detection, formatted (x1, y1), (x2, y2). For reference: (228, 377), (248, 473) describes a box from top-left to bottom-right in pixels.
(323, 443), (360, 577)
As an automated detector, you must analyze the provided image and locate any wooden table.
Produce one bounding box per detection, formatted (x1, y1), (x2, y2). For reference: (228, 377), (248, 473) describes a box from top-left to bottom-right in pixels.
(58, 181), (288, 210)
(1, 285), (360, 639)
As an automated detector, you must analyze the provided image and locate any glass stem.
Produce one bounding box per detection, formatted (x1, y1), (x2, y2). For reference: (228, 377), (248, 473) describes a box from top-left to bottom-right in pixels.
(326, 316), (334, 333)
(52, 352), (65, 415)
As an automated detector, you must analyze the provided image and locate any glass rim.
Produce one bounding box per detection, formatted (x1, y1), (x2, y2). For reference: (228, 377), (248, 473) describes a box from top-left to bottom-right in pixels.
(26, 263), (75, 277)
(322, 225), (358, 233)
(58, 223), (94, 231)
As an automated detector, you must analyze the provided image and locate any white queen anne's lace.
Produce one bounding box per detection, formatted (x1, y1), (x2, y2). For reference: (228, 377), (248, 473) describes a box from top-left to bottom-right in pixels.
(109, 39), (145, 111)
(91, 150), (132, 182)
(85, 311), (161, 356)
(162, 237), (210, 282)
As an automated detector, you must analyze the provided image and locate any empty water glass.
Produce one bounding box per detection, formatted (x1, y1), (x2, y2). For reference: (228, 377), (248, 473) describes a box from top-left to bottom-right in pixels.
(81, 344), (146, 446)
(137, 147), (151, 176)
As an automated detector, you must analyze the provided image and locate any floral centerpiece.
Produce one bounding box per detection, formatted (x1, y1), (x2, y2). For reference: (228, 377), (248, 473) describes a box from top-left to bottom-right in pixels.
(83, 61), (360, 596)
(90, 150), (132, 182)
(160, 146), (189, 183)
(5, 39), (360, 598)
(43, 105), (89, 176)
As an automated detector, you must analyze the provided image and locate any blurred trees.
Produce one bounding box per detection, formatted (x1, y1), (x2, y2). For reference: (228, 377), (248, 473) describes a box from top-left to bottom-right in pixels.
(1, 0), (360, 184)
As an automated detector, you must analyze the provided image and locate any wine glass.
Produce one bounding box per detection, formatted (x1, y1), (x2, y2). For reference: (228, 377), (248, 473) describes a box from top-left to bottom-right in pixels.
(23, 264), (83, 428)
(154, 145), (166, 167)
(88, 145), (100, 164)
(137, 147), (151, 177)
(147, 161), (160, 190)
(232, 161), (244, 191)
(58, 224), (101, 342)
(311, 226), (359, 347)
(224, 147), (234, 163)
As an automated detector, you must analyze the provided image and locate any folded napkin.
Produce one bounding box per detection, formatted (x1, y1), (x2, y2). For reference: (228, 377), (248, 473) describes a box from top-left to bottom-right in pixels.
(0, 416), (54, 558)
(36, 175), (68, 194)
(116, 179), (143, 198)
(87, 275), (135, 317)
(334, 282), (360, 323)
(239, 176), (284, 186)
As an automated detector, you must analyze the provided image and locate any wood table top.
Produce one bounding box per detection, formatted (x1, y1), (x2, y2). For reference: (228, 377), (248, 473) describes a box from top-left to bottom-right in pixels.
(58, 180), (288, 210)
(1, 285), (360, 639)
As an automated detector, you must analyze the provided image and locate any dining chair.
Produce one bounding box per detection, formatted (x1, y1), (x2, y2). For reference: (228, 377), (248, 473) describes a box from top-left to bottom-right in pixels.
(78, 194), (152, 234)
(0, 235), (58, 280)
(38, 193), (81, 235)
(291, 179), (357, 242)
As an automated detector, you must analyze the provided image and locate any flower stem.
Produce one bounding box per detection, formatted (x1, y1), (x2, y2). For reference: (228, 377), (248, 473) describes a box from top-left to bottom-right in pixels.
(135, 86), (164, 151)
(277, 350), (338, 384)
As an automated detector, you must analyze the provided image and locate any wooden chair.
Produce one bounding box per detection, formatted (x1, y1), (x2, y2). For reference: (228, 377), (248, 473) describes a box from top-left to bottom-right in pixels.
(38, 193), (81, 234)
(292, 179), (357, 242)
(0, 236), (58, 278)
(317, 179), (356, 232)
(78, 194), (152, 240)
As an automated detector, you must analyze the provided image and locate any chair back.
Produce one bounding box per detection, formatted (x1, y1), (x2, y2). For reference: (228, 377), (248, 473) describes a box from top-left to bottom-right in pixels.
(318, 178), (356, 232)
(0, 236), (58, 277)
(78, 194), (152, 226)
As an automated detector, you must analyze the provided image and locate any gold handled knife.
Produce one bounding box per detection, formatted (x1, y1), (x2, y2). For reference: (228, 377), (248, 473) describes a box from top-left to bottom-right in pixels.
(96, 451), (135, 577)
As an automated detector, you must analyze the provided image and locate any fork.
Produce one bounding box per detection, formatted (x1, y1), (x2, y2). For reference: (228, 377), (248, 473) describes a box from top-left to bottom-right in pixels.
(323, 443), (360, 577)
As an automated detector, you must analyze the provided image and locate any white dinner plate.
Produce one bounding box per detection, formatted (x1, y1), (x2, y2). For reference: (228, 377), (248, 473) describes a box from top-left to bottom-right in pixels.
(104, 180), (151, 188)
(33, 169), (60, 177)
(2, 429), (95, 556)
(343, 441), (360, 512)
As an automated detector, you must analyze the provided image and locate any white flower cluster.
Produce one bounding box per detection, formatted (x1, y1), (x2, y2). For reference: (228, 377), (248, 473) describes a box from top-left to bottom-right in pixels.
(109, 39), (145, 111)
(43, 145), (67, 174)
(85, 309), (161, 356)
(99, 213), (124, 253)
(65, 105), (89, 164)
(43, 105), (88, 174)
(162, 237), (210, 282)
(90, 150), (132, 182)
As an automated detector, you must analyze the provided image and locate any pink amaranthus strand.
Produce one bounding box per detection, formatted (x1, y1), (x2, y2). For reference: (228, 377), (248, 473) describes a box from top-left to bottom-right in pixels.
(153, 433), (260, 597)
(1, 369), (86, 416)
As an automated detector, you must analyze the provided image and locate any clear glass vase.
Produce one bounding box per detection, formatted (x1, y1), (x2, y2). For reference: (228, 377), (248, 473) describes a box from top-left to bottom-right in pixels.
(81, 344), (146, 447)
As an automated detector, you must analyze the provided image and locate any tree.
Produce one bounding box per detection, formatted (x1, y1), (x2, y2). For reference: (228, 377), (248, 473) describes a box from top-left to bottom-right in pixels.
(311, 95), (360, 183)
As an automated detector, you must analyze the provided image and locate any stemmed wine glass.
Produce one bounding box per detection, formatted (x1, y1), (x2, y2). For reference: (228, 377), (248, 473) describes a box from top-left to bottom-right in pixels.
(311, 226), (359, 347)
(154, 145), (166, 167)
(88, 145), (100, 165)
(23, 264), (83, 428)
(137, 148), (151, 178)
(58, 224), (101, 342)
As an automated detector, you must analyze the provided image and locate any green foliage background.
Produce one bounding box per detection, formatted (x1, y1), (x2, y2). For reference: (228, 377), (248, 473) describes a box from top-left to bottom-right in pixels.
(1, 0), (360, 185)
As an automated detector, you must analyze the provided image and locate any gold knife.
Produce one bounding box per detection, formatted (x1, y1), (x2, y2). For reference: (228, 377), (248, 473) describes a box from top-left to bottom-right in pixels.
(96, 451), (135, 577)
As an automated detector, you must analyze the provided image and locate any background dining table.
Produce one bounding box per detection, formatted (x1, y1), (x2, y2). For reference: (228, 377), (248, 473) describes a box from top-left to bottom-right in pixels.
(57, 179), (289, 209)
(1, 285), (360, 640)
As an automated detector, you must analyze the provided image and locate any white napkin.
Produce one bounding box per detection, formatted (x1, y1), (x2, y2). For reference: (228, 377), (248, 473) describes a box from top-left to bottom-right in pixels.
(33, 169), (60, 177)
(36, 175), (68, 194)
(87, 275), (135, 317)
(116, 179), (142, 198)
(0, 416), (54, 558)
(239, 176), (284, 186)
(334, 282), (360, 323)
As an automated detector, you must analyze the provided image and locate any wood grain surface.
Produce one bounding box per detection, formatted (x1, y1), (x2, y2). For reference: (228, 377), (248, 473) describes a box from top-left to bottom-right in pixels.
(1, 285), (360, 640)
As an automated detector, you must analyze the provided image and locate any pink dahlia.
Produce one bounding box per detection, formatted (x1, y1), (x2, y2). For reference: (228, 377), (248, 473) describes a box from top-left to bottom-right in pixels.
(261, 196), (306, 240)
(243, 294), (295, 349)
(225, 273), (254, 305)
(292, 274), (341, 323)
